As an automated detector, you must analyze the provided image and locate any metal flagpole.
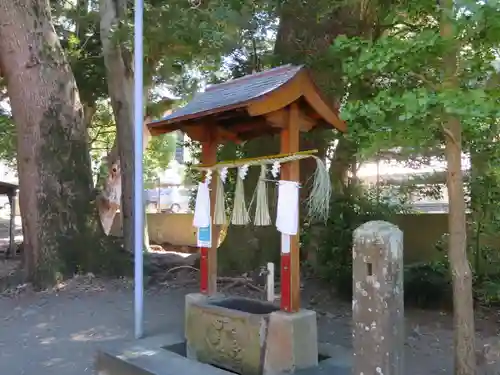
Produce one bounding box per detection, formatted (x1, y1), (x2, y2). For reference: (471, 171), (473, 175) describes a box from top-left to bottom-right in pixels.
(133, 0), (144, 339)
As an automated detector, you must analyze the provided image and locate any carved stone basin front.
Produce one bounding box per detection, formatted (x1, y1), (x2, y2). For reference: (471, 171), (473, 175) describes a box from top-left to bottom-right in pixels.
(185, 295), (280, 375)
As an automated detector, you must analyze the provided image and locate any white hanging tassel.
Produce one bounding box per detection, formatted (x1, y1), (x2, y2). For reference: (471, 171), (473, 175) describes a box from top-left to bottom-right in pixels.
(254, 165), (271, 226)
(305, 156), (331, 222)
(231, 165), (250, 225)
(214, 168), (228, 225)
(270, 161), (281, 178)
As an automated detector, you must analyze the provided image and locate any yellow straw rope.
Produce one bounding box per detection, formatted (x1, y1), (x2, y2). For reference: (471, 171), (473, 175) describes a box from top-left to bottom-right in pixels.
(192, 149), (319, 170)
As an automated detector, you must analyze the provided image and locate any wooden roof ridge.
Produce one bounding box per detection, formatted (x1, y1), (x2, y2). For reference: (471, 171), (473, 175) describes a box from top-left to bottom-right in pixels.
(148, 64), (304, 128)
(204, 64), (300, 93)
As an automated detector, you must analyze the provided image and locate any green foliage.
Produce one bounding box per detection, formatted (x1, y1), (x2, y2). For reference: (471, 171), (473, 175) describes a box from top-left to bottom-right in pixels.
(330, 1), (500, 161)
(88, 100), (176, 184)
(51, 0), (260, 101)
(403, 236), (500, 309)
(474, 279), (500, 306)
(0, 108), (16, 167)
(184, 137), (245, 213)
(88, 101), (116, 171)
(303, 184), (407, 300)
(404, 260), (452, 309)
(324, 2), (500, 310)
(466, 117), (500, 275)
(404, 234), (452, 308)
(143, 133), (176, 186)
(52, 2), (108, 105)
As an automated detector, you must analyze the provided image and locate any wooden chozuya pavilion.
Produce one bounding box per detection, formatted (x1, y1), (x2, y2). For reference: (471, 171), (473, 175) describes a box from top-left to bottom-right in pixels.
(0, 181), (18, 257)
(147, 64), (345, 313)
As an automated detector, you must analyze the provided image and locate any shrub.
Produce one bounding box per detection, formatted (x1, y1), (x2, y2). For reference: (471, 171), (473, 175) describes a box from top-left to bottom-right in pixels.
(303, 185), (405, 300)
(474, 278), (500, 306)
(403, 233), (452, 308)
(404, 260), (452, 309)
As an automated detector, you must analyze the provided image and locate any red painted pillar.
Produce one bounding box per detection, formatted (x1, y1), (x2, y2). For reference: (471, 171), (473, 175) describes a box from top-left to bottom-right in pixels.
(200, 247), (209, 294)
(279, 104), (300, 313)
(199, 139), (218, 295)
(280, 249), (292, 311)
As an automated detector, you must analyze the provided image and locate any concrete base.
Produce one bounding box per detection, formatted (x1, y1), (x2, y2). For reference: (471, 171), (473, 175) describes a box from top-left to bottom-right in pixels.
(94, 333), (352, 375)
(95, 293), (350, 375)
(264, 310), (318, 374)
(95, 333), (233, 375)
(185, 293), (319, 375)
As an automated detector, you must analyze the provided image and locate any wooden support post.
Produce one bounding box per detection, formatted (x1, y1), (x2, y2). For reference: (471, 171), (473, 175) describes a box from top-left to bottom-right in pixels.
(266, 262), (275, 302)
(200, 139), (218, 295)
(279, 103), (301, 312)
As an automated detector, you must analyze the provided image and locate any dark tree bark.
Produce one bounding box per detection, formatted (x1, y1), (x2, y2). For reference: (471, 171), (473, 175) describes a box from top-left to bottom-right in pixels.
(99, 0), (135, 252)
(0, 0), (105, 287)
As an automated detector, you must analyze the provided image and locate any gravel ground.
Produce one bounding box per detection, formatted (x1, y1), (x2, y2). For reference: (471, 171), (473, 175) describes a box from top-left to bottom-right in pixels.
(0, 213), (498, 375)
(0, 276), (498, 375)
(0, 277), (188, 375)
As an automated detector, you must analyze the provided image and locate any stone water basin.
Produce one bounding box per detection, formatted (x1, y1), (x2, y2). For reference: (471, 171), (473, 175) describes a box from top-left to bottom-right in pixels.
(185, 295), (280, 375)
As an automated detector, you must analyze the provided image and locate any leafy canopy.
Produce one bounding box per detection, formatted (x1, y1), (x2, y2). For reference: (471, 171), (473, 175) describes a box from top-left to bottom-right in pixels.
(331, 1), (500, 160)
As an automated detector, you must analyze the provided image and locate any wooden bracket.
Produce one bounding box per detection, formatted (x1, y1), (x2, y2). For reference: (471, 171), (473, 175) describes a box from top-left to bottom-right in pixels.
(182, 123), (242, 144)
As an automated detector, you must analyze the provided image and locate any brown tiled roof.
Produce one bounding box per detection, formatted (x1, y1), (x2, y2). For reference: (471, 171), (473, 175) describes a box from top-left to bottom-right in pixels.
(149, 65), (303, 125)
(0, 181), (17, 195)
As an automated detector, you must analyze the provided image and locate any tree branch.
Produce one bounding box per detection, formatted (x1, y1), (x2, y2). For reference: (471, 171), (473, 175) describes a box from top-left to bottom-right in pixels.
(408, 71), (438, 90)
(442, 125), (458, 146)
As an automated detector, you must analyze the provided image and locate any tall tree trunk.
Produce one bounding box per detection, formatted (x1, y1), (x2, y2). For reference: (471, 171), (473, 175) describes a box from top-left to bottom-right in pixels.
(99, 0), (153, 251)
(0, 0), (103, 287)
(99, 0), (135, 252)
(440, 0), (476, 374)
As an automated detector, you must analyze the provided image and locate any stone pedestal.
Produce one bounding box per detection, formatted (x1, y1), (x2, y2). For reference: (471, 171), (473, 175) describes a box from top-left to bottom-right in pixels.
(185, 293), (318, 375)
(264, 309), (318, 374)
(352, 221), (404, 375)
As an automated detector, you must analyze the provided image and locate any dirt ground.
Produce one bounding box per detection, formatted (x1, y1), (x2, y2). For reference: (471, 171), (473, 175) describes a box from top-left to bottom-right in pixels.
(0, 216), (499, 375)
(0, 274), (499, 375)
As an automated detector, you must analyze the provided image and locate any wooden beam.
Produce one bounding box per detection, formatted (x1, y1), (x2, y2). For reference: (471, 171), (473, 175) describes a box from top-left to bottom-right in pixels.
(229, 120), (265, 133)
(183, 125), (208, 143)
(265, 108), (316, 132)
(214, 126), (242, 144)
(300, 72), (346, 132)
(279, 103), (301, 313)
(246, 71), (346, 133)
(200, 132), (219, 295)
(182, 123), (242, 144)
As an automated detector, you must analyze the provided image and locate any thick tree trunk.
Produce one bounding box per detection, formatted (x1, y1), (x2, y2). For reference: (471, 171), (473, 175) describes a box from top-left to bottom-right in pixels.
(99, 0), (153, 251)
(0, 0), (103, 287)
(440, 0), (476, 373)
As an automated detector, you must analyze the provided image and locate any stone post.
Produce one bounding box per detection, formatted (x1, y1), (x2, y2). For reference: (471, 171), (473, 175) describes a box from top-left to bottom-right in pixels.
(352, 221), (404, 375)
